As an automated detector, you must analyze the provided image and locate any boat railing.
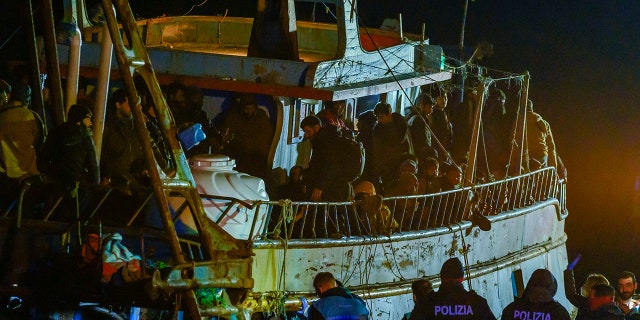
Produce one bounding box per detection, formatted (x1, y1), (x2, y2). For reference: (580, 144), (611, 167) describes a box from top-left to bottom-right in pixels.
(254, 167), (564, 240)
(2, 168), (566, 245)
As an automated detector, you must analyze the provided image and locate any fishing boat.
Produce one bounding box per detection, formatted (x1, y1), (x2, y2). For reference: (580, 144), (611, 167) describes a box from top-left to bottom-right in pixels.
(0, 0), (569, 318)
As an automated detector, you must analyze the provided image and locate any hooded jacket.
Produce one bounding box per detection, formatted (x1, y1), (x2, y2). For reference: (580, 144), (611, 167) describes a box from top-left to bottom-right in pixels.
(502, 269), (570, 320)
(420, 280), (496, 320)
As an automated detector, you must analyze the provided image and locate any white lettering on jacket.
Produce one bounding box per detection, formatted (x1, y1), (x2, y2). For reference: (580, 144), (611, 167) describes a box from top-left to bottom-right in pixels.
(434, 305), (474, 316)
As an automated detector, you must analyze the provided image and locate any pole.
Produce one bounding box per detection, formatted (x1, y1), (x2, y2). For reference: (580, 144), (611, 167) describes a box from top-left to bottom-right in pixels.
(24, 0), (45, 120)
(459, 0), (469, 60)
(508, 71), (530, 176)
(41, 0), (66, 125)
(93, 22), (113, 163)
(464, 81), (485, 186)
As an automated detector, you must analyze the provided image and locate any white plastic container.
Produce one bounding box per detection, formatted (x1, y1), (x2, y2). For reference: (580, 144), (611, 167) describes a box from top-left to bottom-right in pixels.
(188, 154), (270, 240)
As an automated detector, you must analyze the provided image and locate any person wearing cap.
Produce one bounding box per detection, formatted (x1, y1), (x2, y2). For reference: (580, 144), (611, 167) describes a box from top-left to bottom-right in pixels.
(0, 79), (43, 211)
(306, 272), (369, 320)
(412, 257), (496, 320)
(39, 103), (98, 190)
(501, 269), (570, 320)
(38, 104), (99, 219)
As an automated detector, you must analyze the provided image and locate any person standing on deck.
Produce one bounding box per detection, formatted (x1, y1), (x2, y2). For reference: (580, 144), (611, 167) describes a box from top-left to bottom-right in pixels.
(407, 93), (438, 163)
(418, 257), (496, 320)
(217, 93), (274, 181)
(0, 79), (42, 212)
(372, 102), (412, 193)
(317, 100), (353, 138)
(100, 88), (145, 187)
(430, 88), (453, 163)
(525, 99), (558, 170)
(300, 115), (351, 202)
(38, 104), (99, 220)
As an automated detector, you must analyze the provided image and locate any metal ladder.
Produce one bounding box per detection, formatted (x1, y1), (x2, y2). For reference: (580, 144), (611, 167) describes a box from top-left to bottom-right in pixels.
(100, 0), (254, 318)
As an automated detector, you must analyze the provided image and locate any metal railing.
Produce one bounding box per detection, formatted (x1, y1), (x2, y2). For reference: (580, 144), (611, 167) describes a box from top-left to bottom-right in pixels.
(257, 167), (564, 240)
(2, 168), (566, 244)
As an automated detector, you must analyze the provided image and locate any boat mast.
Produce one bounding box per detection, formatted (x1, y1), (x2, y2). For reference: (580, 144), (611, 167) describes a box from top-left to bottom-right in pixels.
(508, 71), (530, 176)
(40, 0), (65, 125)
(23, 0), (45, 124)
(463, 81), (486, 186)
(459, 0), (470, 60)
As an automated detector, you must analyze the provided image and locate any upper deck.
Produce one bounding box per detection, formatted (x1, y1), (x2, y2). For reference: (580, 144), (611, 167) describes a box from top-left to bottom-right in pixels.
(61, 1), (450, 101)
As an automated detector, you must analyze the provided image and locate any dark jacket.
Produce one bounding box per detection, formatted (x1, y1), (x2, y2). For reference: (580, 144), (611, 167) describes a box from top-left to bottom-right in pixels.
(409, 294), (432, 320)
(587, 303), (626, 320)
(418, 281), (496, 320)
(309, 286), (369, 320)
(100, 116), (144, 186)
(39, 122), (98, 189)
(306, 124), (352, 201)
(407, 110), (437, 162)
(502, 269), (570, 320)
(564, 269), (591, 320)
(430, 107), (453, 160)
(372, 112), (412, 187)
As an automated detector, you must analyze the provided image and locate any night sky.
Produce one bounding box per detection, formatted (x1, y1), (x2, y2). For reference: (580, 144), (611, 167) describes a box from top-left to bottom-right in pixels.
(379, 0), (640, 284)
(1, 0), (639, 284)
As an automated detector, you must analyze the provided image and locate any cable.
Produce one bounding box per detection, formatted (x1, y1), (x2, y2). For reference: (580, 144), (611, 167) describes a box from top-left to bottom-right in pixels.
(182, 0), (208, 16)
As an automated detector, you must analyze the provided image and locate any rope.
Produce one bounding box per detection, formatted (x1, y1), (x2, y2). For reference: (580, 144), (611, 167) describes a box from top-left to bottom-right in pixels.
(457, 226), (473, 291)
(265, 199), (293, 317)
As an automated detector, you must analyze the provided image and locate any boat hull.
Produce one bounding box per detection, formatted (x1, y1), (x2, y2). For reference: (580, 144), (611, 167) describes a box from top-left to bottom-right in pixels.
(248, 200), (568, 319)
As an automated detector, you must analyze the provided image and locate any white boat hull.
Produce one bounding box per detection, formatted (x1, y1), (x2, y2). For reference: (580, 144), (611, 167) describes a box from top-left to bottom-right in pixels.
(248, 200), (568, 318)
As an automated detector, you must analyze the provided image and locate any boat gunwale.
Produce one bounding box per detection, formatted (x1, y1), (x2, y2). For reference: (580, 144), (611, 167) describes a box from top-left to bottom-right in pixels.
(253, 198), (563, 249)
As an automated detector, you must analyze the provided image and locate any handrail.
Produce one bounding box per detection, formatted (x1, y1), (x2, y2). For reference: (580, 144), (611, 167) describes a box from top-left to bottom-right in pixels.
(2, 167), (565, 243)
(260, 167), (562, 240)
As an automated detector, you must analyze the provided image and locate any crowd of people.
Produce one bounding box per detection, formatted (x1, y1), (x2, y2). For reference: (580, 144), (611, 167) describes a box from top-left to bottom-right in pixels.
(0, 63), (564, 215)
(301, 262), (640, 320)
(290, 83), (562, 208)
(0, 69), (280, 221)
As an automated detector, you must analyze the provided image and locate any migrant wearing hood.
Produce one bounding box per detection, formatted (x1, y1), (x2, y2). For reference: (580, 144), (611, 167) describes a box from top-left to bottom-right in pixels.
(522, 269), (558, 303)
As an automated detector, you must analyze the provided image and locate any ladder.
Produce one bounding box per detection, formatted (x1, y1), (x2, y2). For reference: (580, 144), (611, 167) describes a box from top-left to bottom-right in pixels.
(100, 0), (254, 318)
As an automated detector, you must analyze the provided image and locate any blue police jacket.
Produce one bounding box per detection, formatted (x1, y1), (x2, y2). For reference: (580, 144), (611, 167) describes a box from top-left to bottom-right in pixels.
(311, 287), (369, 320)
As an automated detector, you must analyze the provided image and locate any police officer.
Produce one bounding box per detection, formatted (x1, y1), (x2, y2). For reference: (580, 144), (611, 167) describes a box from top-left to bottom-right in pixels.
(307, 272), (369, 320)
(413, 257), (496, 320)
(502, 269), (570, 320)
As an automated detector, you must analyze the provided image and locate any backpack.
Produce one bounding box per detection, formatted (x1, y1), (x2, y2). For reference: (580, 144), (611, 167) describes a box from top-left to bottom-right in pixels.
(336, 135), (365, 182)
